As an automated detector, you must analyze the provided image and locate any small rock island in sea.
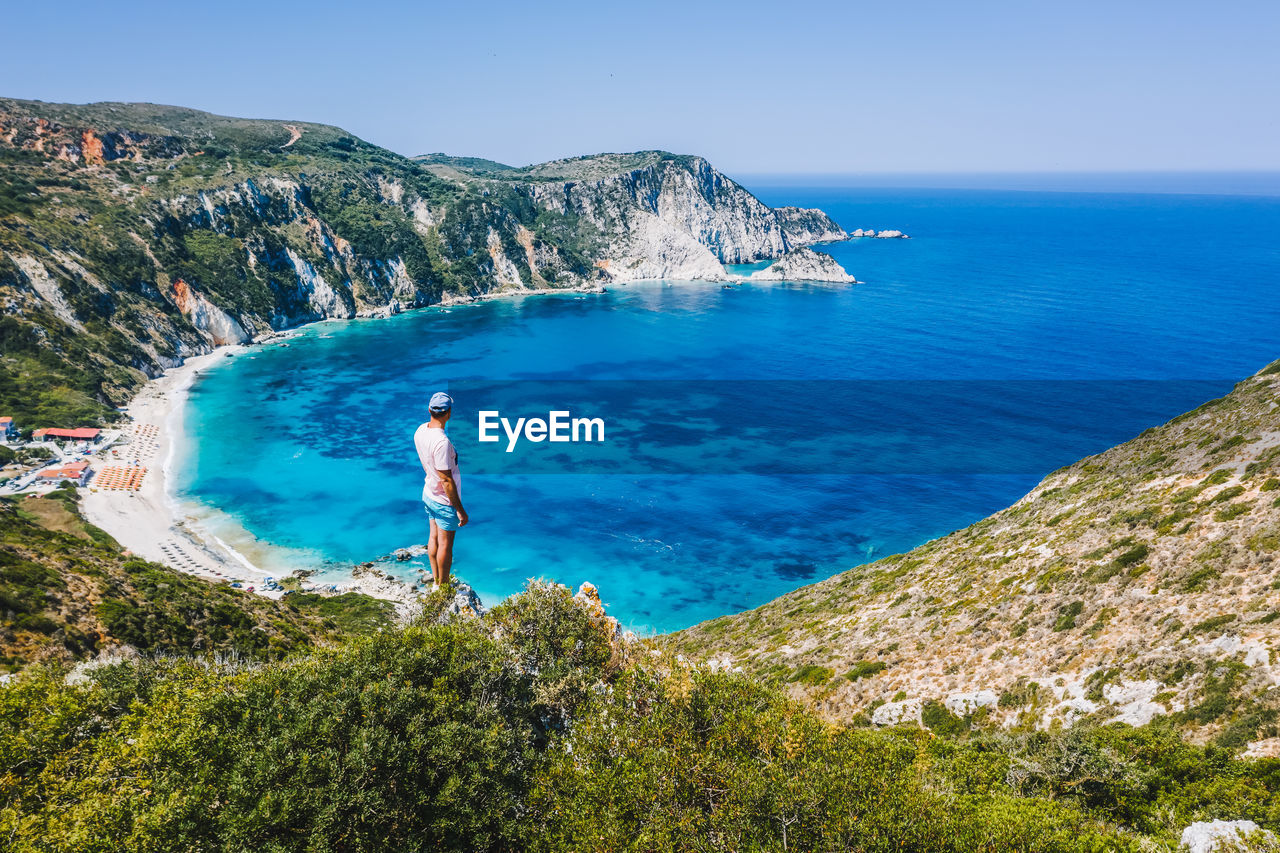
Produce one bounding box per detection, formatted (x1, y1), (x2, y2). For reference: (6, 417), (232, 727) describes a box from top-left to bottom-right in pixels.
(749, 247), (858, 283)
(851, 228), (909, 238)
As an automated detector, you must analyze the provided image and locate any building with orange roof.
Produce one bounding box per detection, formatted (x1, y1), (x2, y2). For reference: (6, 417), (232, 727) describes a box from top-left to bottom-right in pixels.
(33, 427), (100, 441)
(38, 460), (92, 486)
(0, 417), (14, 443)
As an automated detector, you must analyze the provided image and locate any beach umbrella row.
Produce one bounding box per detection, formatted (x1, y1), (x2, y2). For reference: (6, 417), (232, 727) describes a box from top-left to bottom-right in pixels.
(93, 465), (148, 491)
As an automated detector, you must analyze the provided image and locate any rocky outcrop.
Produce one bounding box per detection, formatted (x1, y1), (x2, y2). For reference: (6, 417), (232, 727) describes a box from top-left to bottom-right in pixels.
(749, 247), (857, 283)
(590, 212), (730, 282)
(526, 154), (846, 282)
(8, 254), (85, 330)
(1181, 820), (1272, 852)
(871, 698), (924, 727)
(774, 206), (849, 245)
(439, 582), (486, 620)
(170, 279), (250, 345)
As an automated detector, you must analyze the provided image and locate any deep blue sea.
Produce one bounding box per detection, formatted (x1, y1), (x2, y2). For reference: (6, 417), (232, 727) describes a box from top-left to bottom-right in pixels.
(176, 185), (1280, 633)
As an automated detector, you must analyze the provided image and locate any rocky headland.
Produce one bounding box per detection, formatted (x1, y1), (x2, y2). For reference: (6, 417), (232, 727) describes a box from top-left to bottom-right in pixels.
(747, 246), (858, 283)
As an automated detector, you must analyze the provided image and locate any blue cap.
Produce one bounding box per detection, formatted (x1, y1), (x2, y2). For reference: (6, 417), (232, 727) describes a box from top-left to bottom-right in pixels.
(429, 391), (453, 413)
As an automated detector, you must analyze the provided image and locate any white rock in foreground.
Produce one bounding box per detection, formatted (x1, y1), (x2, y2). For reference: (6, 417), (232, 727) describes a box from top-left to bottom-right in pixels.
(1181, 820), (1272, 853)
(944, 689), (998, 716)
(871, 697), (923, 727)
(749, 247), (857, 283)
(442, 582), (486, 619)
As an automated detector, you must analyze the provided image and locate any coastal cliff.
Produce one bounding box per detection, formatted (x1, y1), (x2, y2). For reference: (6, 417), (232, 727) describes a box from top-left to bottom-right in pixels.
(0, 101), (845, 422)
(514, 152), (846, 281)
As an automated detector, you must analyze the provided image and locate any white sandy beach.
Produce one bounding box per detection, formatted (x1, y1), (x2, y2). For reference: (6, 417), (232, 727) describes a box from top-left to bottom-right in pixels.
(81, 337), (428, 613)
(78, 345), (285, 590)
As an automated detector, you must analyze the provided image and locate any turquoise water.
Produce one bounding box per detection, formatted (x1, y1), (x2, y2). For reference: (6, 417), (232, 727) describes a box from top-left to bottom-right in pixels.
(177, 186), (1280, 632)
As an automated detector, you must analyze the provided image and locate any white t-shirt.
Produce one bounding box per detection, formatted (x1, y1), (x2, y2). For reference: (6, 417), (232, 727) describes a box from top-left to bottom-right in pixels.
(414, 424), (460, 506)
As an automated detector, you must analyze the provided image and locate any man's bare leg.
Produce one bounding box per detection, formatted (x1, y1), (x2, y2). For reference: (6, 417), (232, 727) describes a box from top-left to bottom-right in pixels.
(435, 528), (456, 587)
(427, 519), (440, 586)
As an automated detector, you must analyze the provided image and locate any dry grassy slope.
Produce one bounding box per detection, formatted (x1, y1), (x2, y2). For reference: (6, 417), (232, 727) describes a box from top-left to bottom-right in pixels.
(671, 361), (1280, 745)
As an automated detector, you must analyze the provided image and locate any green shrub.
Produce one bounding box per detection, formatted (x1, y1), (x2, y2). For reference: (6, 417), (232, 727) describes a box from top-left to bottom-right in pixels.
(999, 680), (1040, 709)
(1189, 614), (1238, 635)
(1113, 544), (1150, 568)
(1215, 502), (1252, 522)
(1053, 601), (1085, 631)
(846, 660), (888, 681)
(527, 670), (1137, 852)
(1184, 566), (1221, 592)
(921, 699), (970, 737)
(1212, 485), (1248, 504)
(789, 663), (835, 685)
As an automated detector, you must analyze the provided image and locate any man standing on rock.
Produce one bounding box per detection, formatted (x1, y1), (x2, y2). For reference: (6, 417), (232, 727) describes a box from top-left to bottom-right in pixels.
(414, 391), (468, 589)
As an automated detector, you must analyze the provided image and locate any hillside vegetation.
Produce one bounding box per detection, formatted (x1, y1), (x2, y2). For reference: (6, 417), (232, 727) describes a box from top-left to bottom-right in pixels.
(672, 361), (1280, 750)
(0, 485), (393, 671)
(5, 578), (1280, 852)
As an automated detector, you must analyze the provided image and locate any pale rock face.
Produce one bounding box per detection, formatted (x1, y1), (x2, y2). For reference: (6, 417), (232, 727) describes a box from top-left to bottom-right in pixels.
(1205, 634), (1243, 655)
(596, 213), (729, 282)
(286, 248), (355, 320)
(486, 229), (527, 288)
(376, 176), (405, 205)
(750, 247), (857, 283)
(875, 230), (908, 239)
(943, 689), (998, 716)
(10, 254), (84, 330)
(871, 697), (924, 727)
(1243, 737), (1280, 759)
(1102, 679), (1169, 726)
(1243, 641), (1271, 667)
(385, 257), (418, 300)
(409, 197), (436, 234)
(774, 206), (848, 244)
(1181, 820), (1270, 853)
(529, 156), (846, 279)
(1048, 696), (1099, 727)
(175, 283), (251, 346)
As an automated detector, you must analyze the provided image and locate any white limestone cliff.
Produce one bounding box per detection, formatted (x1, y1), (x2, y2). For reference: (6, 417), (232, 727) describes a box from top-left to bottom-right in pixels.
(749, 247), (857, 283)
(528, 155), (847, 282)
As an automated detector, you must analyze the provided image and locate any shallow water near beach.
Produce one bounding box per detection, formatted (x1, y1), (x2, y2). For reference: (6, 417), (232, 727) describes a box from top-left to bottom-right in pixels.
(176, 185), (1280, 633)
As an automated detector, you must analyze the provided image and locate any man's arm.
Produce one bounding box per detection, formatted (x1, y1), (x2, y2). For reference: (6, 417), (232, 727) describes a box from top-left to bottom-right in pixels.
(434, 468), (469, 527)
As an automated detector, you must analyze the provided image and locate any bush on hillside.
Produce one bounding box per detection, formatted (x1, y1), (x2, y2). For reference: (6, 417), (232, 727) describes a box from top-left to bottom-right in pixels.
(3, 582), (1280, 851)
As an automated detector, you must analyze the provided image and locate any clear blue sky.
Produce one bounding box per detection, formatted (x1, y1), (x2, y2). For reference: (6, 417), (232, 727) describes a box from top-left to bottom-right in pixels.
(3, 0), (1277, 173)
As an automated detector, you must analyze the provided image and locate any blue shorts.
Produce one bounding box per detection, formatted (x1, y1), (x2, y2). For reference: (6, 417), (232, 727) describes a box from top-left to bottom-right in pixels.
(424, 500), (461, 531)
